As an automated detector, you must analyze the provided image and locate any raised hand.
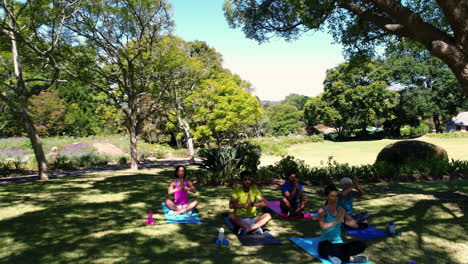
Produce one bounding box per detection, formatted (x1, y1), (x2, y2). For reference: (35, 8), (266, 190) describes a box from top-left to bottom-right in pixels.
(337, 209), (345, 222)
(353, 177), (359, 188)
(246, 193), (252, 208)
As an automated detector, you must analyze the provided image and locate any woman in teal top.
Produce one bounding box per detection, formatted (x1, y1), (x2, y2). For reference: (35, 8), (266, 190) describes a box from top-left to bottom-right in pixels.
(318, 185), (368, 264)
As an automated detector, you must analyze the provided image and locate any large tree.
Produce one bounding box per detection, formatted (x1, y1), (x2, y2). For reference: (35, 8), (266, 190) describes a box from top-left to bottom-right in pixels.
(264, 103), (304, 136)
(158, 37), (218, 163)
(190, 70), (264, 145)
(304, 61), (397, 135)
(385, 45), (466, 134)
(0, 0), (78, 180)
(282, 93), (309, 110)
(68, 0), (172, 169)
(224, 0), (468, 96)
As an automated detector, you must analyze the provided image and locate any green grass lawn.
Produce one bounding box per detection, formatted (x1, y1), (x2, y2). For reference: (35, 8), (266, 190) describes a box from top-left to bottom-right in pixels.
(1, 168), (466, 264)
(260, 136), (468, 166)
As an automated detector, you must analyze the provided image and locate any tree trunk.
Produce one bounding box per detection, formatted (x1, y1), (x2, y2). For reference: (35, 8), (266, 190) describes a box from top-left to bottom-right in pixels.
(18, 101), (48, 180)
(179, 117), (195, 164)
(9, 28), (48, 180)
(129, 125), (139, 170)
(171, 133), (182, 148)
(433, 115), (442, 133)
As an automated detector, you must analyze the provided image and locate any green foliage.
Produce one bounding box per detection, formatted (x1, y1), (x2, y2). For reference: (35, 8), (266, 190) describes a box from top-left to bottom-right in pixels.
(223, 1), (454, 66)
(0, 106), (23, 137)
(384, 46), (466, 135)
(49, 152), (111, 170)
(191, 70), (263, 144)
(28, 91), (66, 137)
(400, 123), (428, 137)
(197, 141), (260, 184)
(264, 103), (304, 136)
(304, 62), (397, 136)
(152, 145), (169, 159)
(426, 132), (468, 138)
(118, 156), (128, 165)
(246, 135), (324, 156)
(255, 155), (467, 184)
(282, 93), (309, 111)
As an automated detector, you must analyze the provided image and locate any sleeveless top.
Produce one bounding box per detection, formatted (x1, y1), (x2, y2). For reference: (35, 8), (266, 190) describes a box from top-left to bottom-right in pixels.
(319, 206), (343, 244)
(338, 190), (355, 215)
(174, 179), (188, 205)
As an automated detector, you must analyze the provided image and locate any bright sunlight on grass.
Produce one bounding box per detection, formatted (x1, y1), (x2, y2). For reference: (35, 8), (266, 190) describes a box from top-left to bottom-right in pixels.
(0, 168), (466, 264)
(260, 137), (468, 167)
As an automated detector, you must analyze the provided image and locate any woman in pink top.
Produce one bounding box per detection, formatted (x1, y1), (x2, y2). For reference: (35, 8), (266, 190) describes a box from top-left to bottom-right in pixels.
(164, 165), (198, 215)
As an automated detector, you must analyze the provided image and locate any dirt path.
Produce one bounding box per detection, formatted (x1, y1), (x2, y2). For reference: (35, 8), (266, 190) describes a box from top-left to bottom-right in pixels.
(0, 159), (198, 185)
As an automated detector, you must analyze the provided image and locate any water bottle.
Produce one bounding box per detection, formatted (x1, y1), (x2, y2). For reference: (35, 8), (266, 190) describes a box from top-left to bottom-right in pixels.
(389, 221), (395, 236)
(218, 228), (224, 243)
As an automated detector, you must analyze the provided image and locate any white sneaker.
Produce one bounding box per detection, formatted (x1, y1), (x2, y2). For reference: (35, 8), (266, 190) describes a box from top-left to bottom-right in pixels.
(351, 255), (368, 263)
(328, 255), (342, 264)
(168, 210), (177, 216)
(185, 210), (192, 215)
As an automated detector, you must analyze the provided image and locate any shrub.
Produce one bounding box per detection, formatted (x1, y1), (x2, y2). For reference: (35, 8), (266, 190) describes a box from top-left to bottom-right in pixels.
(197, 141), (261, 184)
(152, 144), (169, 158)
(400, 123), (428, 137)
(426, 132), (468, 138)
(119, 156), (128, 165)
(170, 148), (191, 158)
(253, 155), (467, 185)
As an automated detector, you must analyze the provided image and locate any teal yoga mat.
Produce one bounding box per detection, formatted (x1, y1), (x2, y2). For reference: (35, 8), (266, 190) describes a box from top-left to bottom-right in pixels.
(162, 202), (201, 224)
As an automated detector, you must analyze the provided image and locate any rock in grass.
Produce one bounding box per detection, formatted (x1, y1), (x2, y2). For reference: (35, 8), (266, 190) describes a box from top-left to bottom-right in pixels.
(375, 140), (448, 165)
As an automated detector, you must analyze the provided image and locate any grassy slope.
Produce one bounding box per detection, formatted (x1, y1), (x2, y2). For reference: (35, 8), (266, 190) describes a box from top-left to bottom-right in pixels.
(0, 167), (466, 264)
(261, 137), (468, 166)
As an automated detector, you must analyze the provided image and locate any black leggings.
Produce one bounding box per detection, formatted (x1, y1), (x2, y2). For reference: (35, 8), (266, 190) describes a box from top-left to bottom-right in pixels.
(318, 240), (366, 262)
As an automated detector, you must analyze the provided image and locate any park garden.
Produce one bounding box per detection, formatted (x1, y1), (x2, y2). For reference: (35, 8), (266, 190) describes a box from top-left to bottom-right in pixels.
(1, 0), (468, 264)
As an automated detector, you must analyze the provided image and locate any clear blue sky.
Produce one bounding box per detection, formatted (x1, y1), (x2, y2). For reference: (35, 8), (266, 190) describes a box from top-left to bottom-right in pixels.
(170, 0), (345, 101)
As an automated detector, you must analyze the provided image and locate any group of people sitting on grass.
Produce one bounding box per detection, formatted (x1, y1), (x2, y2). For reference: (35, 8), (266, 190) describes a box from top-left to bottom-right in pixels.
(164, 165), (370, 264)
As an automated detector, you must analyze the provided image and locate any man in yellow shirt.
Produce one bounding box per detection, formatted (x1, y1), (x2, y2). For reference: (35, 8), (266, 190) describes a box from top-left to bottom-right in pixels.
(228, 170), (271, 235)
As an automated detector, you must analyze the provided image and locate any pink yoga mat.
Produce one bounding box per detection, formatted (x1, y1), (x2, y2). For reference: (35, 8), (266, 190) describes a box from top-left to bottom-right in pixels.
(268, 201), (314, 219)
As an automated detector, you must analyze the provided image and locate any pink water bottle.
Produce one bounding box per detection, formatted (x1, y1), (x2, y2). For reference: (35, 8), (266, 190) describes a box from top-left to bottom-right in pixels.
(145, 210), (155, 225)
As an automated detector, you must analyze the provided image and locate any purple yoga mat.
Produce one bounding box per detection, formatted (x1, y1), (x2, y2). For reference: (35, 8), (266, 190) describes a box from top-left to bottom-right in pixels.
(267, 201), (314, 219)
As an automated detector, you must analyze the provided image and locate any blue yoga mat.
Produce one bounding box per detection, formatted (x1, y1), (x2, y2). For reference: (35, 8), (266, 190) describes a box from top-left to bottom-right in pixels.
(310, 212), (389, 239)
(343, 226), (389, 239)
(162, 202), (201, 224)
(289, 237), (371, 264)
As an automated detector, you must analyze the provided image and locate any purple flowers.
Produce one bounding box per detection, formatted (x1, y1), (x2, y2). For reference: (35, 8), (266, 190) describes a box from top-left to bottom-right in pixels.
(0, 147), (31, 160)
(60, 143), (95, 157)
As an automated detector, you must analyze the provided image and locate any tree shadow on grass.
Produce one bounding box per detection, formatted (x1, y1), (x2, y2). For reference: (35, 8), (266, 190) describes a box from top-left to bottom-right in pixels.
(0, 170), (466, 263)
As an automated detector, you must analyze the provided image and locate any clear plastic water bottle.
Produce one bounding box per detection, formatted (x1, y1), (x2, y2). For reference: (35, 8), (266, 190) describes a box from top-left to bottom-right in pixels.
(389, 221), (395, 236)
(218, 227), (224, 243)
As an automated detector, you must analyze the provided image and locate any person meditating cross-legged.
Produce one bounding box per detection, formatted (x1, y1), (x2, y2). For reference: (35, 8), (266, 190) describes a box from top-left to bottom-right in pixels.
(280, 171), (309, 217)
(318, 185), (368, 264)
(228, 170), (271, 235)
(164, 165), (198, 215)
(338, 177), (370, 228)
